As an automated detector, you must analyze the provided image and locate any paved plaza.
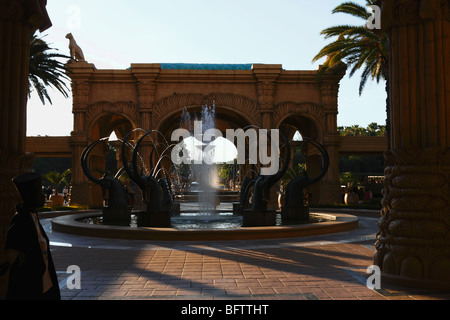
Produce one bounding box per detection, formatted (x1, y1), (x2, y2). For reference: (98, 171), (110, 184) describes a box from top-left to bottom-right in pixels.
(40, 206), (450, 302)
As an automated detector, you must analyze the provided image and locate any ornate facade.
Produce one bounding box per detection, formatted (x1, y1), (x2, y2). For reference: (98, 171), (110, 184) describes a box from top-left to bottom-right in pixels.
(65, 62), (347, 207)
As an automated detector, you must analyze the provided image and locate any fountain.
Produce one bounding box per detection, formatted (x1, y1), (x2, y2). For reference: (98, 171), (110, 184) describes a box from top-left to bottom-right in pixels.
(197, 105), (219, 214)
(177, 105), (219, 214)
(60, 106), (357, 240)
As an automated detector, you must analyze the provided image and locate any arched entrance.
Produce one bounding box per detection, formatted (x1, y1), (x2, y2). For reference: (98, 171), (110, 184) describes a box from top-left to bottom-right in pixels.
(69, 101), (138, 206)
(275, 102), (341, 204)
(154, 104), (256, 197)
(278, 114), (324, 205)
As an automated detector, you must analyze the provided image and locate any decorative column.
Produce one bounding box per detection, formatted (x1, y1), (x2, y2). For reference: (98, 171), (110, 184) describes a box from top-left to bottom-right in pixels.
(319, 79), (343, 204)
(67, 62), (94, 205)
(0, 0), (52, 297)
(253, 64), (281, 130)
(131, 64), (160, 178)
(68, 133), (89, 205)
(374, 0), (450, 289)
(253, 65), (282, 210)
(131, 64), (160, 129)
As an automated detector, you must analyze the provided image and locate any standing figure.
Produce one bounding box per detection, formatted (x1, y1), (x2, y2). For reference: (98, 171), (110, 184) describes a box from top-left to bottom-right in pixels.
(0, 173), (61, 300)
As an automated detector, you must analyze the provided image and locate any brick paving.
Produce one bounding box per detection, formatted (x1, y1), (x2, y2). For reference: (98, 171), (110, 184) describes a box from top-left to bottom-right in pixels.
(42, 212), (450, 302)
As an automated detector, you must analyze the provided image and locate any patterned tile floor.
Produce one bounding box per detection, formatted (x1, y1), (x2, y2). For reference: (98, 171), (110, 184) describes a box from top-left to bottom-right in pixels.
(41, 207), (450, 302)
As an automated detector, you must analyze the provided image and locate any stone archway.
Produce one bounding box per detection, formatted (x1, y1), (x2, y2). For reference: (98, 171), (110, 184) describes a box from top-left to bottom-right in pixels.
(86, 101), (139, 136)
(69, 101), (138, 206)
(275, 102), (341, 204)
(152, 92), (261, 130)
(273, 102), (325, 135)
(278, 113), (325, 205)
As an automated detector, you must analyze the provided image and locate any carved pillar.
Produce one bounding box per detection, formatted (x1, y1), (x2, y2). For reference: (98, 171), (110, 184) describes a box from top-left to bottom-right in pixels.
(131, 64), (160, 129)
(319, 81), (342, 204)
(132, 65), (160, 172)
(0, 0), (52, 297)
(67, 63), (94, 205)
(253, 64), (281, 130)
(68, 133), (89, 205)
(257, 81), (276, 130)
(136, 80), (156, 129)
(71, 80), (90, 134)
(253, 65), (282, 209)
(321, 135), (342, 204)
(374, 0), (450, 289)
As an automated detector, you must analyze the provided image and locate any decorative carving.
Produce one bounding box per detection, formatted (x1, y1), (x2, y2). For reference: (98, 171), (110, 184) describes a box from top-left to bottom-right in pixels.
(152, 92), (261, 128)
(375, 147), (450, 283)
(273, 102), (325, 130)
(86, 101), (139, 128)
(381, 0), (450, 28)
(137, 80), (156, 110)
(71, 81), (90, 112)
(256, 81), (276, 109)
(320, 83), (339, 111)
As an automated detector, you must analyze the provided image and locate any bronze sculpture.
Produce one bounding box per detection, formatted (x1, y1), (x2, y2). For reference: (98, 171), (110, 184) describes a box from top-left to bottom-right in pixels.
(81, 138), (132, 223)
(281, 138), (329, 222)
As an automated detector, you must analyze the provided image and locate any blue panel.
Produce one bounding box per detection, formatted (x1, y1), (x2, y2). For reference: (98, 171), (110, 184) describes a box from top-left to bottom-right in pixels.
(160, 63), (253, 70)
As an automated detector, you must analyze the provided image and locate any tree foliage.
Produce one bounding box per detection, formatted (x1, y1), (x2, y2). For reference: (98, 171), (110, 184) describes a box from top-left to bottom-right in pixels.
(312, 0), (388, 95)
(29, 33), (70, 105)
(338, 122), (385, 136)
(43, 169), (71, 191)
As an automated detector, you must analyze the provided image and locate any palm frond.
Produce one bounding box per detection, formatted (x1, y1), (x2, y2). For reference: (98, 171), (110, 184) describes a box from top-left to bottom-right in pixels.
(29, 33), (71, 105)
(332, 1), (372, 20)
(313, 0), (388, 95)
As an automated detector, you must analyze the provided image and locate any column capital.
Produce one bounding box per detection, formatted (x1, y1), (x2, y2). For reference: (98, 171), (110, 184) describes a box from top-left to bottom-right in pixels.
(381, 0), (450, 29)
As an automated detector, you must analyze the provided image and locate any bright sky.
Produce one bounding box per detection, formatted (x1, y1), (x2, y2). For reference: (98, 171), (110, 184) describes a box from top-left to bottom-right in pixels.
(27, 0), (387, 137)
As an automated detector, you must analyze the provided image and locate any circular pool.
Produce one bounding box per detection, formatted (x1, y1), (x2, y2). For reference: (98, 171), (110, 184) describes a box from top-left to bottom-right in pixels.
(51, 210), (359, 241)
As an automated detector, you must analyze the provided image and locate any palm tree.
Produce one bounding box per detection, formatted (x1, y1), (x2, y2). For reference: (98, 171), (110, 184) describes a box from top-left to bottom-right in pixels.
(313, 0), (390, 147)
(44, 169), (71, 194)
(29, 33), (71, 105)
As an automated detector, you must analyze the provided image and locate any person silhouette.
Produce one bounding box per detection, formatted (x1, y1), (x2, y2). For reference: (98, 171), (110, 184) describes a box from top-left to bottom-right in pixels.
(0, 172), (60, 300)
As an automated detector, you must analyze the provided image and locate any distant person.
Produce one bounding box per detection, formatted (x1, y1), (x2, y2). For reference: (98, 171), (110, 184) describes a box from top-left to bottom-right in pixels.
(63, 186), (68, 205)
(45, 186), (52, 200)
(0, 172), (61, 300)
(363, 190), (373, 203)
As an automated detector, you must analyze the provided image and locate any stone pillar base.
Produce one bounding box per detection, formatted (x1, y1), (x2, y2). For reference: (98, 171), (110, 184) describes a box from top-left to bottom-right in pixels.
(380, 272), (450, 291)
(242, 209), (276, 227)
(375, 148), (450, 290)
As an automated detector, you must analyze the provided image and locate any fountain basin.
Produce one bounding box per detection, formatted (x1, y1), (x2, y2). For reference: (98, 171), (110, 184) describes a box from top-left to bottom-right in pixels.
(51, 211), (359, 241)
